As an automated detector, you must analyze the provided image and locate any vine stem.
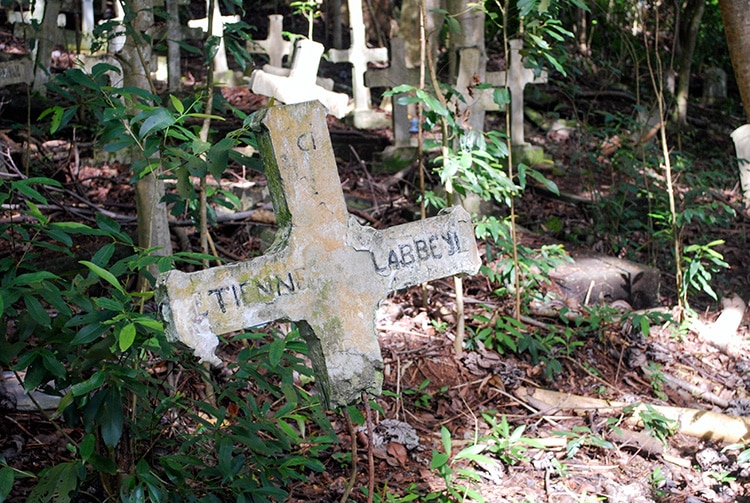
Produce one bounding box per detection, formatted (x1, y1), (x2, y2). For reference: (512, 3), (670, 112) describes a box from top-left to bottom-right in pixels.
(363, 393), (375, 503)
(418, 0), (468, 355)
(641, 2), (683, 314)
(339, 407), (358, 503)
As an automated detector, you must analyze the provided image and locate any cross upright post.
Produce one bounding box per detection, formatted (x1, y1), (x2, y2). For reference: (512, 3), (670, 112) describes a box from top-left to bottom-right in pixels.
(247, 14), (293, 68)
(156, 101), (480, 408)
(364, 38), (421, 149)
(187, 0), (240, 74)
(456, 40), (547, 144)
(328, 0), (388, 125)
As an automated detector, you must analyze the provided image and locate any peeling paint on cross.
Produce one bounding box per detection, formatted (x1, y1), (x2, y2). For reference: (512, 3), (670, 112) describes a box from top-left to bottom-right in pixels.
(155, 101), (481, 408)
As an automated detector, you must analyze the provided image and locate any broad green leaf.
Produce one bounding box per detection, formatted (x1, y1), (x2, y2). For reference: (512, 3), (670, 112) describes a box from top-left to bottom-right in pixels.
(11, 271), (60, 286)
(101, 388), (123, 448)
(133, 317), (162, 332)
(70, 322), (109, 345)
(26, 461), (79, 503)
(175, 168), (194, 199)
(139, 108), (176, 138)
(103, 138), (134, 152)
(454, 443), (487, 459)
(71, 370), (106, 397)
(208, 137), (235, 180)
(206, 35), (220, 64)
(92, 62), (121, 78)
(118, 322), (136, 352)
(14, 181), (48, 204)
(80, 433), (96, 462)
(89, 454), (117, 474)
(25, 295), (51, 328)
(45, 226), (73, 246)
(387, 84), (416, 95)
(79, 260), (125, 295)
(64, 68), (99, 89)
(441, 426), (452, 454)
(91, 242), (116, 267)
(169, 94), (185, 114)
(528, 168), (559, 196)
(430, 451), (450, 470)
(0, 466), (14, 501)
(268, 338), (286, 368)
(40, 349), (66, 378)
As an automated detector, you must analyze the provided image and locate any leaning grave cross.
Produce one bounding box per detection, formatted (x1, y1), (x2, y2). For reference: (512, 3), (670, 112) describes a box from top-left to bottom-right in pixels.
(155, 101), (480, 408)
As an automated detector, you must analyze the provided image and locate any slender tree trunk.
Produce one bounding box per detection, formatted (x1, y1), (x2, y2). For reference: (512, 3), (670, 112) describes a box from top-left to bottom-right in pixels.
(674, 0), (705, 126)
(32, 0), (61, 95)
(118, 0), (173, 286)
(166, 0), (181, 92)
(719, 0), (750, 122)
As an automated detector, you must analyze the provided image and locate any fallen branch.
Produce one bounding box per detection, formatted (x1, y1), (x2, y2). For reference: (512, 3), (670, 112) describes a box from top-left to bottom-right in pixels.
(515, 387), (750, 444)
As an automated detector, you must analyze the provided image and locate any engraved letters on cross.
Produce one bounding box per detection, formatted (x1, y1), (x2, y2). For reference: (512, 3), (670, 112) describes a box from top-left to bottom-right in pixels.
(155, 101), (481, 408)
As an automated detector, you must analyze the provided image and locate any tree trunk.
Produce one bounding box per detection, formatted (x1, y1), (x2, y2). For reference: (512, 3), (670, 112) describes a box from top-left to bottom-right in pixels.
(117, 0), (173, 286)
(166, 0), (181, 92)
(674, 0), (705, 127)
(719, 0), (750, 122)
(32, 0), (61, 95)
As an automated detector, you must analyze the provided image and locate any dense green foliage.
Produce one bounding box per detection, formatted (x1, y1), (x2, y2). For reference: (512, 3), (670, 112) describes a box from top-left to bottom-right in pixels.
(1, 0), (747, 500)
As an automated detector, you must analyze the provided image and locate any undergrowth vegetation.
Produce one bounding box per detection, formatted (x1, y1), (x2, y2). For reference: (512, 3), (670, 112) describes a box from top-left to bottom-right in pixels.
(2, 0), (749, 500)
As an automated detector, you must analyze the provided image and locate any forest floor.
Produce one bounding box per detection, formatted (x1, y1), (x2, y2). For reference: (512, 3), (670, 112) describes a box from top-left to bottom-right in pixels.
(3, 46), (750, 502)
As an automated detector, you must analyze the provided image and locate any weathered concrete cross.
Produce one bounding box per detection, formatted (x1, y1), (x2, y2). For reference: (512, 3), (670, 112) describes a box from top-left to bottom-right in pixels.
(328, 0), (388, 126)
(246, 14), (293, 68)
(0, 60), (33, 87)
(156, 101), (480, 408)
(364, 38), (421, 150)
(187, 0), (240, 74)
(456, 39), (547, 144)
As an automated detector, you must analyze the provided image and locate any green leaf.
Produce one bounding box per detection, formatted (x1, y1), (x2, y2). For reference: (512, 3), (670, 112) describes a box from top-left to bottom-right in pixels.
(440, 426), (452, 454)
(101, 388), (123, 448)
(430, 451), (450, 470)
(11, 271), (60, 286)
(527, 169), (559, 196)
(139, 108), (176, 138)
(89, 454), (117, 474)
(70, 322), (109, 345)
(454, 443), (487, 459)
(71, 370), (106, 397)
(24, 295), (51, 328)
(26, 461), (79, 503)
(14, 180), (48, 204)
(0, 466), (14, 502)
(92, 62), (121, 79)
(207, 137), (235, 180)
(175, 168), (194, 200)
(118, 322), (136, 352)
(169, 94), (185, 114)
(80, 433), (96, 462)
(40, 349), (66, 379)
(79, 260), (125, 295)
(268, 337), (286, 368)
(346, 405), (365, 425)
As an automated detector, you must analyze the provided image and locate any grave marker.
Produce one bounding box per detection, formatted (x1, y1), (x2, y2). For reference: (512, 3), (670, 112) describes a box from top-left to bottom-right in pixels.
(247, 14), (293, 68)
(187, 0), (240, 74)
(0, 59), (34, 86)
(364, 38), (421, 150)
(155, 101), (480, 408)
(328, 0), (388, 128)
(456, 40), (547, 144)
(249, 39), (350, 118)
